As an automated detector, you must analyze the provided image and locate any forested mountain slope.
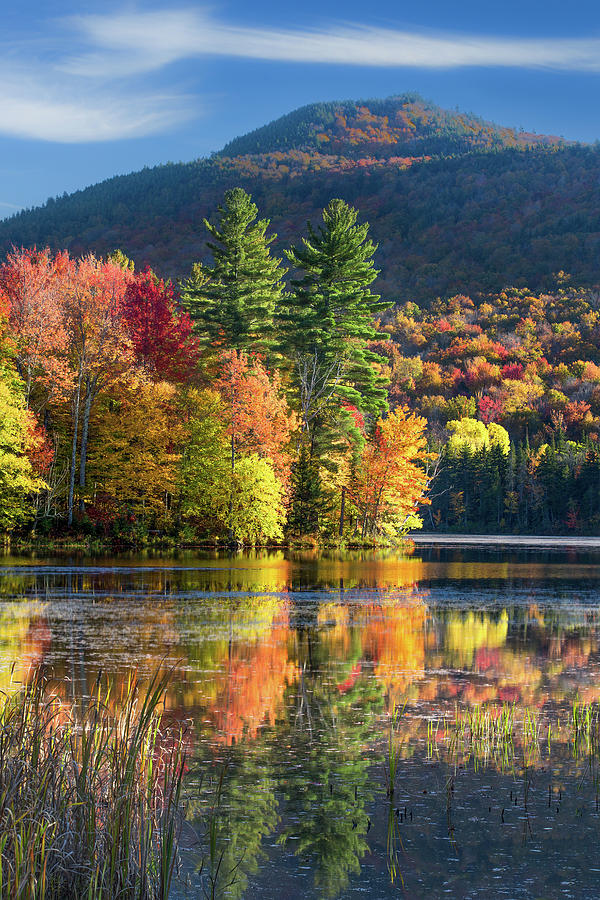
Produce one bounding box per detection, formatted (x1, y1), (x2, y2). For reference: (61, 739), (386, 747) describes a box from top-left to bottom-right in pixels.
(1, 94), (598, 303)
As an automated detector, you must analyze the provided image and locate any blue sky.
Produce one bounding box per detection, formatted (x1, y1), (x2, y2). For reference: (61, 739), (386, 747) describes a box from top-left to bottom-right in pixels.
(1, 0), (599, 216)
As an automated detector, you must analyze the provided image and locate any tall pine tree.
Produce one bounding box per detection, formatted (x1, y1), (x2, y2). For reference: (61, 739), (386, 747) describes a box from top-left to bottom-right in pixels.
(281, 199), (391, 437)
(181, 188), (286, 353)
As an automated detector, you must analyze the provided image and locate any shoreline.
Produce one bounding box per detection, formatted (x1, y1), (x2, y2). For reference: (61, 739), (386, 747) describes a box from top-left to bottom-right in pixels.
(6, 532), (600, 554)
(409, 533), (600, 549)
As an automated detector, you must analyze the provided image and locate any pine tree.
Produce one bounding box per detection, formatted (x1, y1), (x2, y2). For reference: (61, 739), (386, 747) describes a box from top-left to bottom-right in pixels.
(181, 188), (286, 353)
(281, 198), (391, 425)
(287, 444), (327, 536)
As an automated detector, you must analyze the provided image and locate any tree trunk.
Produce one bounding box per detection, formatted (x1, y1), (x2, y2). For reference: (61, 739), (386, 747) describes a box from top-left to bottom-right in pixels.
(371, 485), (385, 534)
(361, 507), (369, 541)
(338, 486), (346, 537)
(68, 370), (83, 526)
(228, 431), (235, 542)
(78, 379), (94, 516)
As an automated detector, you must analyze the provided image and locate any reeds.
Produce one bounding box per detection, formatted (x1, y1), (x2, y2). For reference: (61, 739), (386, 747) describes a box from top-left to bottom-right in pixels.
(384, 701), (407, 798)
(0, 668), (186, 899)
(427, 701), (600, 773)
(572, 700), (600, 757)
(445, 703), (518, 771)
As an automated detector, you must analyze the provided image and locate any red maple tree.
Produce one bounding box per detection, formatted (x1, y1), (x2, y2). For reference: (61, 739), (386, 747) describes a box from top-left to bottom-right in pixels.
(122, 268), (201, 382)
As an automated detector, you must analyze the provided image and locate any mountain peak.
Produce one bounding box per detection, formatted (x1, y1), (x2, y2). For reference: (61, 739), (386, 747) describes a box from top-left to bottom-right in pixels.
(218, 94), (565, 161)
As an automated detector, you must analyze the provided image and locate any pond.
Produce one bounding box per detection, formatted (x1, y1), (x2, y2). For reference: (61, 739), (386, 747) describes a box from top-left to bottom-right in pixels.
(1, 547), (600, 898)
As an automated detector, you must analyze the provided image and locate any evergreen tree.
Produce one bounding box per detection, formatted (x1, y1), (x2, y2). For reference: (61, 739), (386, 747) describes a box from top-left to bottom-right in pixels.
(287, 444), (328, 536)
(281, 199), (391, 431)
(181, 188), (286, 353)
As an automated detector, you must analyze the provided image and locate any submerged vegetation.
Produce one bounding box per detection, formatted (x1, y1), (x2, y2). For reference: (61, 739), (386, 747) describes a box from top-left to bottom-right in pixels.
(426, 700), (600, 773)
(0, 669), (185, 900)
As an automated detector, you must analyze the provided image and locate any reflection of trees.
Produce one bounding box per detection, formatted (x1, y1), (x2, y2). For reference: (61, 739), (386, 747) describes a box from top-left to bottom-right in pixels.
(362, 602), (426, 707)
(0, 604), (49, 693)
(425, 606), (600, 707)
(287, 552), (424, 593)
(443, 610), (508, 668)
(0, 551), (292, 601)
(186, 745), (280, 900)
(178, 596), (297, 745)
(10, 555), (600, 898)
(274, 617), (385, 899)
(279, 683), (380, 898)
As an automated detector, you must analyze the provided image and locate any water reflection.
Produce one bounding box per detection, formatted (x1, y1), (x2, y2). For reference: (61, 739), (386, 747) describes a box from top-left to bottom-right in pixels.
(2, 549), (600, 897)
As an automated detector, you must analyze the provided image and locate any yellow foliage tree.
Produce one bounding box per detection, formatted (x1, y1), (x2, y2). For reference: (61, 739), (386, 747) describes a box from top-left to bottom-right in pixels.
(0, 365), (45, 532)
(86, 379), (184, 521)
(352, 406), (430, 539)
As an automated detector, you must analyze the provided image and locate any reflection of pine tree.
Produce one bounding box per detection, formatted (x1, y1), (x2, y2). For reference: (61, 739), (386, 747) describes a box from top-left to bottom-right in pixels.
(287, 444), (328, 536)
(278, 626), (385, 898)
(187, 746), (279, 900)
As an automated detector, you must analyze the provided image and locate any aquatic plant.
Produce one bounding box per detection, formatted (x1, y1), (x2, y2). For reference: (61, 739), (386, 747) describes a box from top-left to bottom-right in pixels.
(448, 703), (518, 771)
(0, 668), (186, 899)
(200, 764), (244, 900)
(429, 701), (600, 773)
(572, 700), (600, 757)
(385, 801), (404, 887)
(384, 701), (407, 798)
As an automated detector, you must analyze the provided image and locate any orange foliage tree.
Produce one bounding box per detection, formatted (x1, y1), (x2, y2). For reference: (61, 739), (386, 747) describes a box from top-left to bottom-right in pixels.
(214, 349), (295, 484)
(60, 255), (134, 522)
(352, 406), (430, 539)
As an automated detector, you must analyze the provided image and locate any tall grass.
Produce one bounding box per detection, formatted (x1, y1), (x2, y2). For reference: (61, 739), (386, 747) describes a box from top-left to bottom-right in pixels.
(0, 668), (186, 899)
(572, 700), (600, 757)
(383, 701), (407, 798)
(427, 701), (600, 773)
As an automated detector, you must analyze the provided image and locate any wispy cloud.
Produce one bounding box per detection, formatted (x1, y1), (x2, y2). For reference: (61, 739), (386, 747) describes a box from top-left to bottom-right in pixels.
(64, 9), (600, 77)
(3, 6), (600, 144)
(0, 65), (192, 141)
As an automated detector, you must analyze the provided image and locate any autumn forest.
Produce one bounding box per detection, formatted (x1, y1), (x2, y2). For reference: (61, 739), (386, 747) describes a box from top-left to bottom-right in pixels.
(0, 190), (431, 545)
(2, 168), (600, 543)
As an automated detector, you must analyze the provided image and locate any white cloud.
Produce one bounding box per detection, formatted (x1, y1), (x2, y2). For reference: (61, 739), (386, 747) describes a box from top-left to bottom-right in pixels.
(63, 9), (600, 77)
(3, 7), (600, 144)
(0, 65), (192, 142)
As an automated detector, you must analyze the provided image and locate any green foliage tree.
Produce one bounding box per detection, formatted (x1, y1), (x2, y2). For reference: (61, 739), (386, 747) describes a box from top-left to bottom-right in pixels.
(178, 388), (231, 530)
(226, 454), (286, 543)
(181, 188), (286, 353)
(287, 444), (328, 537)
(282, 199), (391, 428)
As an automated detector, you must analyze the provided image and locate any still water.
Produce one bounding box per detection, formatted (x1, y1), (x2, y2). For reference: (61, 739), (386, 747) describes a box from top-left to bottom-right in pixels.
(1, 547), (600, 898)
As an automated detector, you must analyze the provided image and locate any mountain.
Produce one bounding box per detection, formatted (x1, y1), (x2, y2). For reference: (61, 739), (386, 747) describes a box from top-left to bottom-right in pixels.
(219, 94), (564, 158)
(1, 94), (598, 303)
